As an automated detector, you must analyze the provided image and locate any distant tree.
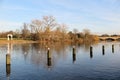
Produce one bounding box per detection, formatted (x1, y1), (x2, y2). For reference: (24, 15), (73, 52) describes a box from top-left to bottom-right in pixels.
(59, 24), (68, 40)
(21, 23), (30, 40)
(100, 34), (109, 37)
(30, 16), (57, 41)
(111, 34), (118, 37)
(73, 28), (79, 41)
(30, 19), (44, 40)
(83, 29), (90, 36)
(14, 29), (21, 39)
(73, 28), (78, 34)
(76, 33), (84, 38)
(30, 19), (44, 33)
(43, 16), (57, 32)
(43, 16), (57, 41)
(82, 29), (92, 42)
(7, 31), (14, 34)
(68, 31), (74, 40)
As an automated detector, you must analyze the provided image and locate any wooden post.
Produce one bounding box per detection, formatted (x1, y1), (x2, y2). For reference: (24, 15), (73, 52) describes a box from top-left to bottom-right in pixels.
(90, 46), (93, 58)
(102, 45), (105, 55)
(6, 54), (11, 77)
(72, 46), (76, 63)
(112, 44), (114, 53)
(6, 54), (11, 65)
(47, 48), (52, 67)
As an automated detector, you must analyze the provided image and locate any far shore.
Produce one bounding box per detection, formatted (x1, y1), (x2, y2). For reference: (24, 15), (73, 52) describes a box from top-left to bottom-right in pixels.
(0, 38), (118, 45)
(0, 39), (39, 44)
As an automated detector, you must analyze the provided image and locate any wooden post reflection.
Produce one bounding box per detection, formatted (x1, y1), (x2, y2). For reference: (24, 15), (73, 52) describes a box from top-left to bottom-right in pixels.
(90, 46), (93, 58)
(102, 45), (105, 55)
(47, 48), (52, 67)
(72, 46), (76, 63)
(112, 44), (114, 53)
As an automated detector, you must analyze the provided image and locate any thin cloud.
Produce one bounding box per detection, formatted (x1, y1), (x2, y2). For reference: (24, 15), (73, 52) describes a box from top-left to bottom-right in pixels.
(0, 20), (22, 31)
(1, 5), (32, 11)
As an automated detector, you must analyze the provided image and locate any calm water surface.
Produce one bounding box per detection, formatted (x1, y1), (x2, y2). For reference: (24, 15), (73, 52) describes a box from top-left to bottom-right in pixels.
(0, 42), (120, 80)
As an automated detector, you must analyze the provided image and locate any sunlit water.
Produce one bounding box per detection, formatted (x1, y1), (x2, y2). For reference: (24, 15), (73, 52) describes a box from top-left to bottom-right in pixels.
(0, 42), (120, 80)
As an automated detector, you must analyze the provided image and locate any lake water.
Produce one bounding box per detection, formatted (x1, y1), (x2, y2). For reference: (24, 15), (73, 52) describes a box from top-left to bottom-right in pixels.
(0, 42), (120, 80)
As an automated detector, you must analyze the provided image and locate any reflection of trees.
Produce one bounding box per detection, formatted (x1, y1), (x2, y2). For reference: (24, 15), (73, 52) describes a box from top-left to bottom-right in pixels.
(84, 42), (92, 51)
(27, 43), (67, 67)
(52, 42), (69, 60)
(75, 42), (98, 52)
(30, 43), (46, 67)
(0, 41), (100, 74)
(19, 42), (98, 69)
(21, 44), (30, 60)
(0, 44), (7, 54)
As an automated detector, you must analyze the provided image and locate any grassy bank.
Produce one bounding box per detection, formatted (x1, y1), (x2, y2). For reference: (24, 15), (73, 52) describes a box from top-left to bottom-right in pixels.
(0, 39), (38, 44)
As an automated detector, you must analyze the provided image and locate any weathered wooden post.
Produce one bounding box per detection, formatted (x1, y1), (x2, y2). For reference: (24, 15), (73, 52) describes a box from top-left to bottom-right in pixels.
(6, 54), (11, 65)
(6, 54), (11, 77)
(102, 45), (105, 55)
(112, 44), (114, 53)
(47, 48), (52, 67)
(72, 46), (76, 63)
(90, 46), (93, 58)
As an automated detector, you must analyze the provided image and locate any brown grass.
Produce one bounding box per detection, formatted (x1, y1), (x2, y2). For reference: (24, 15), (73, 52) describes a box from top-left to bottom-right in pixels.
(0, 40), (38, 44)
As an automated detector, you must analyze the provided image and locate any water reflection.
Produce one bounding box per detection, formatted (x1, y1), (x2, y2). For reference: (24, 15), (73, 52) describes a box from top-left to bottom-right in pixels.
(26, 43), (70, 69)
(1, 42), (120, 80)
(21, 44), (30, 60)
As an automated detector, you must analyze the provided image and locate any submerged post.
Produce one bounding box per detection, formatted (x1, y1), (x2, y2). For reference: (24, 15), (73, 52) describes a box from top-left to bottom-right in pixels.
(6, 54), (11, 77)
(90, 46), (93, 58)
(47, 48), (52, 67)
(112, 44), (114, 53)
(72, 46), (76, 63)
(102, 45), (105, 55)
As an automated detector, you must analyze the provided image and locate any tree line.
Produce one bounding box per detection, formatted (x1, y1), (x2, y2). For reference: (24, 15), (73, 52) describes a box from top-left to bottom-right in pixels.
(0, 16), (99, 43)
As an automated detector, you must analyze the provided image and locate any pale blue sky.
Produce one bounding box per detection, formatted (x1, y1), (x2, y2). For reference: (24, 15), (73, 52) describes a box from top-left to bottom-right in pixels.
(0, 0), (120, 34)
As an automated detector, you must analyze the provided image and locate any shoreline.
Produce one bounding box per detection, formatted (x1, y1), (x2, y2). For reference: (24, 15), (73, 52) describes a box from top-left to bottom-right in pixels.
(0, 39), (119, 45)
(0, 40), (39, 44)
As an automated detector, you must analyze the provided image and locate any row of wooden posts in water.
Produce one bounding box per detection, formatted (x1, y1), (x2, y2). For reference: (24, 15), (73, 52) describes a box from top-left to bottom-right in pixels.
(47, 44), (115, 66)
(5, 45), (77, 77)
(5, 47), (53, 79)
(47, 44), (116, 67)
(73, 44), (115, 61)
(5, 44), (115, 79)
(90, 44), (115, 58)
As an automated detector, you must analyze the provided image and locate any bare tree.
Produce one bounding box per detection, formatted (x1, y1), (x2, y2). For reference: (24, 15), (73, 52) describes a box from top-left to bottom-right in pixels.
(43, 16), (57, 41)
(30, 19), (45, 40)
(83, 29), (90, 36)
(21, 23), (30, 40)
(30, 19), (44, 33)
(14, 29), (21, 39)
(43, 16), (57, 32)
(73, 28), (79, 41)
(59, 24), (68, 40)
(53, 24), (68, 41)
